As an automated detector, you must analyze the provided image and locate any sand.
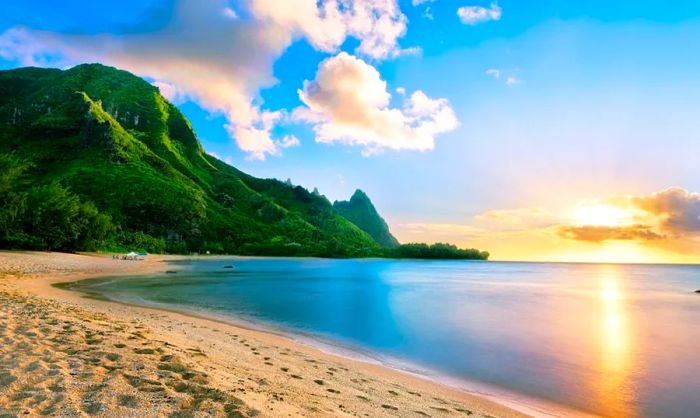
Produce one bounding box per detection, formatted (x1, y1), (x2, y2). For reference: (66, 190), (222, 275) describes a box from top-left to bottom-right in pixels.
(0, 251), (537, 418)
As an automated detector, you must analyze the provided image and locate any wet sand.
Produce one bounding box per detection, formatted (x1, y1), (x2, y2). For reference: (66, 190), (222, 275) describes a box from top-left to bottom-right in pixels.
(0, 251), (542, 417)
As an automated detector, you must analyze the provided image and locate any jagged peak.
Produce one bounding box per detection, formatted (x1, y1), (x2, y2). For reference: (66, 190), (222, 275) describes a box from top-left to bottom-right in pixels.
(350, 189), (370, 201)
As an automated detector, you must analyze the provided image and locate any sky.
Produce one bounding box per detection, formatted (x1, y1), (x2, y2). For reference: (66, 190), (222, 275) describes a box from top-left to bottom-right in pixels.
(2, 0), (700, 263)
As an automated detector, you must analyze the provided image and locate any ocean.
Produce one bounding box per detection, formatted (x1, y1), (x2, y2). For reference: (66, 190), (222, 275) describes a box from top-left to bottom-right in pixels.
(66, 258), (700, 418)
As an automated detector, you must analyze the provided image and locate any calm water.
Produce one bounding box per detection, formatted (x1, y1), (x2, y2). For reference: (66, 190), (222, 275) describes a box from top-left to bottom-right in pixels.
(71, 259), (700, 418)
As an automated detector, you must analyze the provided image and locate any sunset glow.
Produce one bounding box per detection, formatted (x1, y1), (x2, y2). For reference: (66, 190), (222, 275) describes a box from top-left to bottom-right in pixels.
(572, 204), (637, 227)
(595, 266), (636, 417)
(3, 3), (700, 418)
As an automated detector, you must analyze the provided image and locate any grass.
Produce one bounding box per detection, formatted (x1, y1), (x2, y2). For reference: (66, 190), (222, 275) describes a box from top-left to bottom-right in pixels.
(0, 371), (17, 387)
(82, 401), (103, 415)
(105, 353), (121, 362)
(10, 389), (34, 401)
(40, 404), (58, 416)
(48, 383), (65, 393)
(170, 382), (226, 407)
(117, 394), (138, 408)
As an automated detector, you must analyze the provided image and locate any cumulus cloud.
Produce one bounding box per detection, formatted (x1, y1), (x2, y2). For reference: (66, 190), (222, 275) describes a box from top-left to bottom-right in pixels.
(296, 52), (458, 154)
(412, 0), (435, 5)
(457, 2), (502, 25)
(0, 0), (413, 160)
(250, 0), (413, 60)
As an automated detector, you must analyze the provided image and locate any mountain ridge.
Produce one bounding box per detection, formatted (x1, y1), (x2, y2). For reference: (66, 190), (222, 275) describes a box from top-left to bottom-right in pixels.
(0, 63), (488, 260)
(334, 189), (400, 248)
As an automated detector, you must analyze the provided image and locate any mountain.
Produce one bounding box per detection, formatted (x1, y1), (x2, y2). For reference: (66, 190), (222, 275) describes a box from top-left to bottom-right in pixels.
(333, 190), (399, 248)
(0, 63), (386, 256)
(0, 63), (488, 260)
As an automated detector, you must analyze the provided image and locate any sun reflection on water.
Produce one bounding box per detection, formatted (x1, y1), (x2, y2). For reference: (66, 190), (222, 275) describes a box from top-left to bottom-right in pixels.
(595, 266), (637, 417)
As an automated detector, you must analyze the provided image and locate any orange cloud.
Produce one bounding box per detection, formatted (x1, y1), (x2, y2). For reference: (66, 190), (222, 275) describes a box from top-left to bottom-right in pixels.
(396, 187), (700, 262)
(558, 224), (664, 243)
(626, 187), (700, 236)
(558, 187), (700, 248)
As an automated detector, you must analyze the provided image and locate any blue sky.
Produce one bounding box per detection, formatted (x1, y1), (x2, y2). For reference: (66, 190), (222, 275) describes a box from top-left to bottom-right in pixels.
(3, 1), (700, 262)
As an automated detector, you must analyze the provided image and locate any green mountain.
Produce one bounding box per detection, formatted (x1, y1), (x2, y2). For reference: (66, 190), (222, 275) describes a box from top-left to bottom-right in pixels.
(333, 190), (399, 248)
(0, 63), (488, 260)
(0, 63), (387, 256)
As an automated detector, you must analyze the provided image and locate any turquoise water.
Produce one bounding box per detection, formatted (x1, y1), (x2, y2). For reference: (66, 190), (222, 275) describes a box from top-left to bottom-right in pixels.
(71, 258), (700, 417)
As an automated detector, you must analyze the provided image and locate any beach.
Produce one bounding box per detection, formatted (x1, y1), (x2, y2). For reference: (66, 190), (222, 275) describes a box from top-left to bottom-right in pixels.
(0, 251), (532, 418)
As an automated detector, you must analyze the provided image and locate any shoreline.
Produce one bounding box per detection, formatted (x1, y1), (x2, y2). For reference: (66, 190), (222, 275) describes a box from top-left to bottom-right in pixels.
(0, 251), (596, 417)
(55, 276), (594, 418)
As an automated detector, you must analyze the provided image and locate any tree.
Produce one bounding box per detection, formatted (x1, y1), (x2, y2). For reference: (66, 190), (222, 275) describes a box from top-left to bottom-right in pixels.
(24, 183), (83, 251)
(0, 154), (30, 245)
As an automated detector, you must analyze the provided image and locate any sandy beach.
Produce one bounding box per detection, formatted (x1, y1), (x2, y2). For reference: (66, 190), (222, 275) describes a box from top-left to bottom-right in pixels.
(0, 251), (539, 418)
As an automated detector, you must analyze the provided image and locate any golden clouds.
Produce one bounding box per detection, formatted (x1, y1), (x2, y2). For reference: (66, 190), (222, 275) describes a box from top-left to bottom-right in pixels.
(559, 224), (663, 242)
(560, 187), (700, 244)
(394, 187), (700, 263)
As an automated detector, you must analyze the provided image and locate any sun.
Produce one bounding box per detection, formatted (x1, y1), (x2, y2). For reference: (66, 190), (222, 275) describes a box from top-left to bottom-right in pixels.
(572, 203), (635, 227)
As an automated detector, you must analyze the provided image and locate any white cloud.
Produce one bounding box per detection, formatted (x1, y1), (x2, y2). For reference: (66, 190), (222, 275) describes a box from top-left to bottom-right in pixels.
(278, 135), (301, 148)
(485, 68), (502, 79)
(411, 0), (435, 19)
(152, 80), (188, 104)
(457, 2), (502, 25)
(505, 76), (519, 86)
(296, 52), (458, 155)
(0, 0), (414, 160)
(485, 68), (520, 86)
(223, 6), (238, 19)
(250, 0), (412, 60)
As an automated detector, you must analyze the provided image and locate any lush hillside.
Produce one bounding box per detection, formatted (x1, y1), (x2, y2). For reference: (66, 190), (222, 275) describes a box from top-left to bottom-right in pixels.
(0, 64), (488, 260)
(0, 64), (383, 256)
(333, 189), (399, 248)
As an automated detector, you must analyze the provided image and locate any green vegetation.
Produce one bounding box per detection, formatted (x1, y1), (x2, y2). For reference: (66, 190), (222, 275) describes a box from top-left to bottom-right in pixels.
(389, 243), (489, 260)
(0, 64), (487, 260)
(333, 189), (399, 248)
